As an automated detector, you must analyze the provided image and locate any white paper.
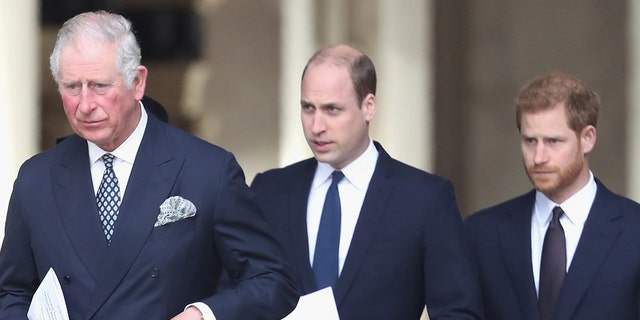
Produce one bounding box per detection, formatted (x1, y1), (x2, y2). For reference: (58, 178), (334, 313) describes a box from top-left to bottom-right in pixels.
(27, 268), (70, 320)
(282, 287), (340, 320)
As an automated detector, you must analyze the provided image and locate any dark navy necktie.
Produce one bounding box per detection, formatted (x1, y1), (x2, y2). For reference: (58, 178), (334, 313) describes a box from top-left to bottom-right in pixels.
(313, 170), (344, 289)
(539, 206), (566, 320)
(96, 153), (121, 245)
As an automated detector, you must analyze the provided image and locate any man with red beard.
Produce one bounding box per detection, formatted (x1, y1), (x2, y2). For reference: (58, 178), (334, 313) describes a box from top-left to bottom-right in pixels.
(465, 71), (640, 320)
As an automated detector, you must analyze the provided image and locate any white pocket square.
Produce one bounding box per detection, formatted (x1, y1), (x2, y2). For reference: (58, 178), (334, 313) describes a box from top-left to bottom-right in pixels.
(155, 196), (197, 227)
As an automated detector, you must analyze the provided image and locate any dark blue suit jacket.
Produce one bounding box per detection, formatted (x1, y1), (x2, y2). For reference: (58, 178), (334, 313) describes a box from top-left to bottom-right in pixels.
(465, 180), (640, 320)
(250, 142), (482, 320)
(0, 110), (297, 319)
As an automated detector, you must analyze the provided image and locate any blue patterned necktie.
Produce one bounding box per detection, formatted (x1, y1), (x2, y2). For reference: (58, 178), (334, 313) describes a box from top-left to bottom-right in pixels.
(539, 206), (566, 320)
(96, 153), (121, 245)
(313, 170), (344, 289)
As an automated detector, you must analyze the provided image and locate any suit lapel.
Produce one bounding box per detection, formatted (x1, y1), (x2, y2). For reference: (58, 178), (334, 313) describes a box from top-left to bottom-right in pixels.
(334, 144), (393, 306)
(53, 135), (109, 279)
(288, 162), (318, 293)
(85, 116), (184, 317)
(498, 192), (541, 320)
(556, 183), (622, 319)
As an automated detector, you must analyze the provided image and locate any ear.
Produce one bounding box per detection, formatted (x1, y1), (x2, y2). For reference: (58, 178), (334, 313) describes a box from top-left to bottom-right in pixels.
(361, 93), (376, 122)
(580, 125), (597, 154)
(132, 65), (148, 101)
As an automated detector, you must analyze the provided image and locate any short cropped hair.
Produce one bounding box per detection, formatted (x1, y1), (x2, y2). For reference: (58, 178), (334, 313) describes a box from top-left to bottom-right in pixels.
(49, 11), (141, 88)
(515, 71), (600, 133)
(302, 44), (377, 107)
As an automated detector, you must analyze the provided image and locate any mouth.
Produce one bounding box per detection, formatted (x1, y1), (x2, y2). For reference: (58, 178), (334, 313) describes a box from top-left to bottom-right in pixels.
(311, 139), (333, 151)
(529, 169), (555, 179)
(78, 119), (106, 128)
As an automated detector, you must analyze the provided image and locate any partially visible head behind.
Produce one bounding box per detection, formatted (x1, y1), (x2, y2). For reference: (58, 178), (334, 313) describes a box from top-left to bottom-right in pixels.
(302, 44), (377, 106)
(50, 10), (141, 88)
(515, 71), (600, 135)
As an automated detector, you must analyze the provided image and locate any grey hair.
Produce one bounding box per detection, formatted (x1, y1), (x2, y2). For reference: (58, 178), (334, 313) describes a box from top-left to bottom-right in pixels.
(49, 11), (141, 88)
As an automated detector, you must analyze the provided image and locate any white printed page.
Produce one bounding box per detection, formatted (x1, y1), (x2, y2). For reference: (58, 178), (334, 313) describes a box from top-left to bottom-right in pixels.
(27, 268), (69, 320)
(282, 287), (340, 320)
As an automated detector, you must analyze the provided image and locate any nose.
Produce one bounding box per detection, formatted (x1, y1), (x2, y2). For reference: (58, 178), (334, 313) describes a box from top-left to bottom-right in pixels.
(311, 114), (326, 135)
(533, 144), (548, 165)
(77, 85), (96, 114)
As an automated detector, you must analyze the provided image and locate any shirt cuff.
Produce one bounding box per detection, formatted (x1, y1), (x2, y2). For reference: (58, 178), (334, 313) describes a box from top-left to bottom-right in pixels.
(186, 302), (216, 320)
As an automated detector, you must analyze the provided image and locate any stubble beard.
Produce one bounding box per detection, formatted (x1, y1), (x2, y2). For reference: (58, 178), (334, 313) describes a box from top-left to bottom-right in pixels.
(526, 151), (585, 200)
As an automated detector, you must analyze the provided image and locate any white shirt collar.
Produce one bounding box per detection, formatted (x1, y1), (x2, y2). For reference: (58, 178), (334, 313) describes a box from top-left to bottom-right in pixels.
(313, 139), (379, 190)
(534, 171), (597, 226)
(88, 101), (148, 165)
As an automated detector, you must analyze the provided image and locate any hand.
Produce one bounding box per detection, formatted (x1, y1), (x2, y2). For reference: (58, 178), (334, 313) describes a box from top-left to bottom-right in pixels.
(171, 306), (203, 320)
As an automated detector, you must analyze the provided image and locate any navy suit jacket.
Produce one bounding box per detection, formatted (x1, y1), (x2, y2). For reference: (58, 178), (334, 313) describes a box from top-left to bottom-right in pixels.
(0, 109), (297, 319)
(465, 179), (640, 320)
(250, 142), (482, 320)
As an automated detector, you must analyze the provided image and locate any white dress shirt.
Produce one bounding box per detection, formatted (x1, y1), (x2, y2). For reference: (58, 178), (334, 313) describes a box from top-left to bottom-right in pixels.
(531, 171), (597, 295)
(307, 139), (378, 275)
(88, 102), (147, 197)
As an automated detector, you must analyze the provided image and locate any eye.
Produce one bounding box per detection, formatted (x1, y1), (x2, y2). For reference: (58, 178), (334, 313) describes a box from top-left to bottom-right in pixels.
(62, 83), (81, 96)
(301, 103), (315, 113)
(90, 82), (110, 95)
(326, 105), (341, 114)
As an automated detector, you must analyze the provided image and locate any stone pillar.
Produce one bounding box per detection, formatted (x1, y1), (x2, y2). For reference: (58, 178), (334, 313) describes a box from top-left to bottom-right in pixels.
(279, 0), (315, 166)
(628, 0), (640, 200)
(0, 0), (39, 242)
(373, 0), (432, 172)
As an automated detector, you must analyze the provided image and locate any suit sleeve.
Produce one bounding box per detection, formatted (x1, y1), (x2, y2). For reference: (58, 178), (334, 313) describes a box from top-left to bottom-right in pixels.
(200, 154), (298, 319)
(422, 180), (484, 319)
(0, 176), (39, 319)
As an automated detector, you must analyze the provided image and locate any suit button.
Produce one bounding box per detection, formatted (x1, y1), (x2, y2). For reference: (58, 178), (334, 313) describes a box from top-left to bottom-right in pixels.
(63, 276), (71, 284)
(150, 267), (160, 278)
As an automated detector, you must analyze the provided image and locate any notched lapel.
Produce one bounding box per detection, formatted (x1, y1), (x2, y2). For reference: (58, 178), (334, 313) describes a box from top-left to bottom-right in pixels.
(54, 137), (107, 279)
(556, 190), (622, 320)
(288, 166), (317, 293)
(498, 195), (540, 320)
(333, 157), (393, 306)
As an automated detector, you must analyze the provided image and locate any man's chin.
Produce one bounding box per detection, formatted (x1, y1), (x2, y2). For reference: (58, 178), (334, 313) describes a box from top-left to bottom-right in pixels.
(79, 133), (102, 143)
(533, 182), (559, 196)
(313, 154), (331, 163)
(313, 151), (338, 165)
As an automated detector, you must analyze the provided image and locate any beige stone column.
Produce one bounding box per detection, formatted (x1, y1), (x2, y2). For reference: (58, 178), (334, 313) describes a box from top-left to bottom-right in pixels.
(0, 0), (39, 243)
(628, 0), (640, 201)
(373, 0), (433, 172)
(279, 0), (315, 166)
